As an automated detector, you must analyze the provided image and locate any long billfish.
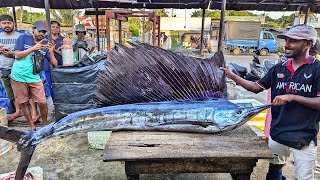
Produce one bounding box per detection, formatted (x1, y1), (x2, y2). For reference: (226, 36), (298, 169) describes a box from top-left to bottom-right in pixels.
(0, 99), (271, 179)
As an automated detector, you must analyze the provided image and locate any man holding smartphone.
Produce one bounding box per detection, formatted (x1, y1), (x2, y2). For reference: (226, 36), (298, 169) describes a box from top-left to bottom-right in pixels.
(0, 14), (23, 120)
(11, 21), (58, 130)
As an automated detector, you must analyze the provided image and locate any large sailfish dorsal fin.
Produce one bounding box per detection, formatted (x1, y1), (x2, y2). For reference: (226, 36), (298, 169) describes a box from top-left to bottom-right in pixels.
(96, 43), (227, 107)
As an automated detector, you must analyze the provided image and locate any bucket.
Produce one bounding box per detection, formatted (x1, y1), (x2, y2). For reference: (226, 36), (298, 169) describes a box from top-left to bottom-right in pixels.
(62, 49), (75, 66)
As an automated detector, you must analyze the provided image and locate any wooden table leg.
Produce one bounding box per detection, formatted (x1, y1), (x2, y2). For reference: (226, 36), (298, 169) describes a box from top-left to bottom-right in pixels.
(230, 172), (251, 180)
(126, 174), (139, 180)
(125, 162), (139, 180)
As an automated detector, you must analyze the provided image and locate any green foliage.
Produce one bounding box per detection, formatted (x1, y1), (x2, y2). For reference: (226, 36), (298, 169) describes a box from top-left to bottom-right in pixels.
(265, 13), (295, 28)
(0, 7), (10, 15)
(191, 10), (255, 20)
(226, 10), (255, 16)
(50, 9), (82, 27)
(154, 9), (169, 17)
(15, 8), (45, 24)
(128, 17), (141, 36)
(277, 13), (295, 28)
(191, 9), (295, 28)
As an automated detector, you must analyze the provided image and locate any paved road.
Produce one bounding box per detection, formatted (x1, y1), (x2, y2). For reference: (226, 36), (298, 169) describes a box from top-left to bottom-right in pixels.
(224, 53), (279, 69)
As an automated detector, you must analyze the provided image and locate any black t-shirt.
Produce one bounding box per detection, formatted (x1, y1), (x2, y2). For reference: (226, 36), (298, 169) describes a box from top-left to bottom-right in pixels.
(257, 56), (320, 149)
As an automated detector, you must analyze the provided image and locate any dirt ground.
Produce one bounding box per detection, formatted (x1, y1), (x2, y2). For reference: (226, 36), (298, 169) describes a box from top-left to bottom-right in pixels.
(1, 130), (320, 180)
(1, 54), (319, 180)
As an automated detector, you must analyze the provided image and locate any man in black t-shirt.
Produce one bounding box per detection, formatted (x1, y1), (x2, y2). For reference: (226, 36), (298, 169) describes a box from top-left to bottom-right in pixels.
(221, 25), (320, 179)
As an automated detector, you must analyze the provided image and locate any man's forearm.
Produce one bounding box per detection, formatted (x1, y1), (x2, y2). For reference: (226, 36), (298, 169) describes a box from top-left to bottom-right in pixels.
(292, 96), (320, 110)
(49, 52), (58, 67)
(15, 49), (33, 60)
(230, 75), (263, 93)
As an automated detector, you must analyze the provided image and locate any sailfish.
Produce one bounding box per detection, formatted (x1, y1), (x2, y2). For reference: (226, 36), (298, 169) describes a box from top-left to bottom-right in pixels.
(0, 43), (271, 179)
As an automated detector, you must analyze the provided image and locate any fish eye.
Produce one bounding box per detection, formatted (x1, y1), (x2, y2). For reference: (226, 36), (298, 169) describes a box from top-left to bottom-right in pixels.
(236, 110), (242, 114)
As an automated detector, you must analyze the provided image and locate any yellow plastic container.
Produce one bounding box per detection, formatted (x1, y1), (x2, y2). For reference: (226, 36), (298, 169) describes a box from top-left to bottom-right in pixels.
(230, 99), (267, 130)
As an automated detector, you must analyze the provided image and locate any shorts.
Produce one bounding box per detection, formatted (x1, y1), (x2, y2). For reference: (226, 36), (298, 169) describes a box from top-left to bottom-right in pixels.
(10, 80), (46, 104)
(0, 78), (14, 100)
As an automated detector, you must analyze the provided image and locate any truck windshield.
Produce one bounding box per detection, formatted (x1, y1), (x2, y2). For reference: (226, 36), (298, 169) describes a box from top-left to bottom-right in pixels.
(263, 33), (274, 40)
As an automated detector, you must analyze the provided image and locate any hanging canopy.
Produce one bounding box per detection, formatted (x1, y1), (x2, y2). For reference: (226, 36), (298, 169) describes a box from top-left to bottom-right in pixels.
(1, 0), (209, 9)
(1, 0), (319, 13)
(210, 0), (320, 13)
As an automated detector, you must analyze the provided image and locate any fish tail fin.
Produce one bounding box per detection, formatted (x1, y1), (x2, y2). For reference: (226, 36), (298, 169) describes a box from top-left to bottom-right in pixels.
(0, 126), (37, 179)
(0, 125), (27, 143)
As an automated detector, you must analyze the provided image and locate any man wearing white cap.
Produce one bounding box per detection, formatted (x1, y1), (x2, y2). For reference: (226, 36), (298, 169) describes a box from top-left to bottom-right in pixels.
(221, 24), (320, 179)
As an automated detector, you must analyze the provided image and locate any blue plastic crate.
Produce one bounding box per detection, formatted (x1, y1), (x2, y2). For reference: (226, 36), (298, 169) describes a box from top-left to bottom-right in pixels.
(0, 98), (14, 114)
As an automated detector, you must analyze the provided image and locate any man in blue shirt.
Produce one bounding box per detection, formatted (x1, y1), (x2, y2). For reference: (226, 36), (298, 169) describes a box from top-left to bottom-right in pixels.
(11, 21), (58, 130)
(221, 25), (320, 179)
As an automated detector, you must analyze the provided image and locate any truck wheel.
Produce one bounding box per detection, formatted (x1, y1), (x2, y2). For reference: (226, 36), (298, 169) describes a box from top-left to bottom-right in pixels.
(259, 49), (268, 56)
(233, 48), (241, 55)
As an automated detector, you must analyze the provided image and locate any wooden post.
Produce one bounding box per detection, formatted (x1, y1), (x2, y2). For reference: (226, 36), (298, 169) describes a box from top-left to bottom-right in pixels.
(95, 2), (100, 51)
(152, 13), (156, 46)
(157, 16), (161, 48)
(119, 20), (122, 44)
(304, 4), (310, 25)
(12, 4), (18, 30)
(44, 0), (52, 43)
(106, 15), (111, 51)
(200, 8), (205, 55)
(218, 0), (226, 52)
(142, 16), (145, 43)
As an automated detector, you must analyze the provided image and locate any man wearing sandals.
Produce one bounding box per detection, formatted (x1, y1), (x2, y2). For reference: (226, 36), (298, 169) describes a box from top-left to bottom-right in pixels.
(11, 21), (57, 130)
(0, 15), (23, 121)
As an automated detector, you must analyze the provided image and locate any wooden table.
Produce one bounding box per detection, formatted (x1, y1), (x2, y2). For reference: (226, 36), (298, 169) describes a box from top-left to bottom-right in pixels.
(103, 125), (273, 180)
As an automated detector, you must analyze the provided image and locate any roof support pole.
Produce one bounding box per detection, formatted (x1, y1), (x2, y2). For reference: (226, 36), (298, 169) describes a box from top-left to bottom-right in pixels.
(218, 0), (226, 52)
(119, 20), (122, 44)
(12, 3), (18, 30)
(142, 15), (145, 43)
(157, 16), (161, 48)
(152, 13), (156, 46)
(304, 4), (310, 25)
(200, 8), (205, 55)
(44, 0), (52, 42)
(106, 16), (111, 51)
(95, 1), (100, 51)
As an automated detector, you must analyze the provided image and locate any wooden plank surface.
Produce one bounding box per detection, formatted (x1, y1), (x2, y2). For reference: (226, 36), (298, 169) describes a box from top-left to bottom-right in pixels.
(103, 124), (273, 162)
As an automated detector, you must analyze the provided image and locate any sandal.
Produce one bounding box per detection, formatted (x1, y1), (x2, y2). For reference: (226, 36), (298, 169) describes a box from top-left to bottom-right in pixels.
(31, 115), (41, 123)
(7, 112), (23, 122)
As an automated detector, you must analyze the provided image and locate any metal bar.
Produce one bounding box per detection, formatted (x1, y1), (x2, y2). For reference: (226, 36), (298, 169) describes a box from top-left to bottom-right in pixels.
(95, 1), (101, 51)
(157, 16), (161, 48)
(218, 0), (226, 52)
(200, 8), (205, 55)
(304, 4), (311, 25)
(12, 4), (18, 30)
(106, 14), (111, 51)
(142, 15), (145, 43)
(212, 1), (315, 5)
(119, 20), (122, 44)
(152, 13), (156, 46)
(44, 0), (52, 43)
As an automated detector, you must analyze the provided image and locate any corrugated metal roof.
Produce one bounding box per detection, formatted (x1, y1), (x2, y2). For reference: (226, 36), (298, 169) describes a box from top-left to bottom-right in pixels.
(0, 0), (209, 9)
(0, 0), (319, 13)
(210, 0), (320, 13)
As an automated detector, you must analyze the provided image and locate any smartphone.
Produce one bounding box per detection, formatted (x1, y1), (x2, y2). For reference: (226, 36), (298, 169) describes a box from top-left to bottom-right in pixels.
(42, 39), (49, 45)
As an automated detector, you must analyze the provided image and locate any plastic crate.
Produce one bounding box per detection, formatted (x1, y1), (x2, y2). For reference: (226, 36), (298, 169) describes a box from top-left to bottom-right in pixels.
(87, 131), (112, 150)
